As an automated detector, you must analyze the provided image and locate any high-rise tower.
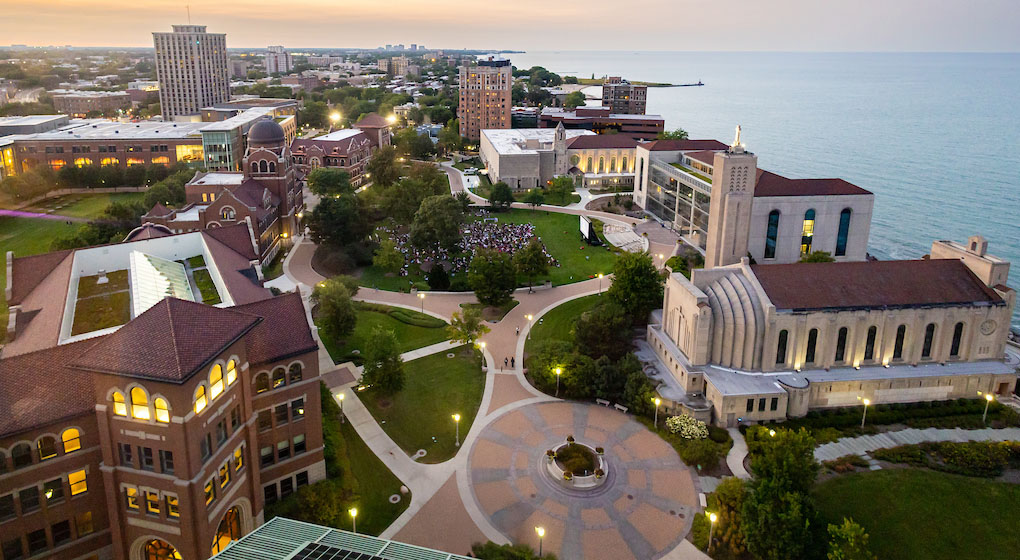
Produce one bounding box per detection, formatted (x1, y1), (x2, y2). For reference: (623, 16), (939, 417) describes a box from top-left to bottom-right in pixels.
(153, 25), (230, 121)
(458, 56), (512, 141)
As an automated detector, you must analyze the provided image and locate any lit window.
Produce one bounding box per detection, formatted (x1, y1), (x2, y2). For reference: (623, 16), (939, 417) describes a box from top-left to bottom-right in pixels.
(800, 209), (815, 255)
(146, 491), (161, 516)
(272, 368), (286, 389)
(113, 391), (127, 416)
(194, 385), (208, 414)
(204, 480), (216, 505)
(219, 462), (231, 488)
(226, 360), (237, 385)
(234, 446), (244, 472)
(166, 495), (180, 518)
(37, 436), (57, 461)
(255, 373), (269, 393)
(131, 387), (150, 419)
(126, 487), (139, 510)
(154, 398), (170, 423)
(210, 364), (224, 399)
(69, 469), (87, 495)
(76, 511), (94, 536)
(61, 428), (81, 453)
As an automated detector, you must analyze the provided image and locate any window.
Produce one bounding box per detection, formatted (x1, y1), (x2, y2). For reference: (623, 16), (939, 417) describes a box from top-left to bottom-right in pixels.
(275, 404), (289, 425)
(280, 478), (294, 498)
(745, 399), (754, 412)
(288, 363), (303, 383)
(864, 326), (877, 361)
(216, 420), (228, 445)
(297, 471), (309, 488)
(43, 478), (64, 504)
(212, 507), (242, 554)
(776, 330), (788, 365)
(19, 487), (40, 513)
(26, 529), (47, 555)
(200, 434), (213, 461)
(292, 398), (305, 420)
(37, 436), (57, 461)
(1, 539), (22, 560)
(231, 407), (241, 432)
(893, 325), (907, 360)
(770, 397), (779, 411)
(277, 440), (291, 460)
(76, 511), (94, 536)
(52, 520), (71, 545)
(835, 327), (848, 362)
(159, 450), (174, 475)
(835, 208), (852, 256)
(61, 429), (81, 453)
(140, 447), (154, 471)
(143, 539), (181, 560)
(166, 496), (180, 519)
(764, 210), (780, 259)
(272, 368), (286, 389)
(0, 451), (6, 474)
(69, 469), (87, 496)
(219, 462), (231, 488)
(0, 494), (14, 520)
(264, 485), (278, 505)
(234, 446), (245, 472)
(194, 385), (208, 414)
(261, 446), (274, 467)
(805, 328), (818, 364)
(204, 480), (216, 506)
(758, 398), (766, 411)
(950, 322), (964, 357)
(12, 443), (31, 468)
(146, 491), (161, 516)
(800, 209), (815, 255)
(154, 398), (170, 423)
(586, 157), (592, 172)
(258, 410), (272, 432)
(922, 323), (936, 358)
(210, 364), (224, 399)
(112, 391), (127, 416)
(226, 360), (238, 385)
(293, 434), (306, 454)
(126, 487), (140, 510)
(131, 387), (150, 419)
(255, 373), (270, 394)
(119, 443), (134, 466)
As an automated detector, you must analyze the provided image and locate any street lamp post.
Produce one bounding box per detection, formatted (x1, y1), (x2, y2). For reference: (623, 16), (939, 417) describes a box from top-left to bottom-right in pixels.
(860, 398), (870, 429)
(525, 314), (534, 340)
(453, 413), (461, 447)
(708, 512), (717, 553)
(597, 273), (604, 294)
(329, 111), (341, 132)
(555, 367), (562, 397)
(535, 526), (545, 557)
(982, 393), (994, 423)
(349, 508), (358, 533)
(337, 392), (345, 424)
(653, 397), (661, 429)
(418, 292), (425, 314)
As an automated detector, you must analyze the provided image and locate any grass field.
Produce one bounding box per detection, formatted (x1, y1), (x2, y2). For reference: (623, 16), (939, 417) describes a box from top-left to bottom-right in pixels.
(359, 346), (485, 463)
(317, 304), (450, 364)
(336, 419), (409, 535)
(813, 469), (1020, 560)
(525, 294), (601, 354)
(23, 192), (145, 219)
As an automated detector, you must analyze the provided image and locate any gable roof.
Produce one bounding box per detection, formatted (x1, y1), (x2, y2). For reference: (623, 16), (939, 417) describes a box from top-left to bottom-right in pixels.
(685, 150), (718, 165)
(144, 202), (174, 218)
(567, 135), (638, 150)
(71, 298), (262, 382)
(232, 291), (317, 364)
(751, 259), (1004, 312)
(640, 139), (729, 152)
(754, 169), (871, 197)
(202, 223), (259, 261)
(8, 250), (72, 306)
(355, 112), (388, 128)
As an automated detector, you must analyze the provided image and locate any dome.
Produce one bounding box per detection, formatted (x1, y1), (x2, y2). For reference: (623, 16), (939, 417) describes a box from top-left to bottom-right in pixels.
(247, 119), (286, 148)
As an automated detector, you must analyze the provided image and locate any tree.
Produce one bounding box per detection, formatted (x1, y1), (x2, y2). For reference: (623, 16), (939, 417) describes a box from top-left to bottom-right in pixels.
(657, 128), (689, 140)
(407, 106), (425, 124)
(745, 427), (819, 494)
(563, 91), (586, 109)
(427, 264), (450, 290)
(455, 191), (472, 212)
(514, 238), (548, 290)
(522, 189), (544, 208)
(827, 519), (877, 560)
(547, 176), (574, 203)
(438, 119), (462, 154)
(573, 301), (632, 361)
(623, 368), (657, 417)
(306, 193), (371, 248)
(489, 181), (515, 211)
(468, 248), (517, 307)
(470, 541), (557, 560)
(372, 239), (404, 274)
(367, 145), (401, 187)
(742, 478), (815, 560)
(800, 250), (836, 263)
(361, 327), (404, 395)
(447, 308), (491, 345)
(410, 194), (464, 250)
(311, 278), (357, 340)
(606, 252), (664, 323)
(711, 476), (749, 557)
(306, 168), (353, 197)
(298, 100), (329, 128)
(409, 132), (436, 159)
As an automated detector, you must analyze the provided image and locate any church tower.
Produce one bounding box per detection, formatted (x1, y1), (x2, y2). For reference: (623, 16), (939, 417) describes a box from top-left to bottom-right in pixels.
(552, 122), (569, 176)
(704, 125), (758, 269)
(243, 119), (301, 238)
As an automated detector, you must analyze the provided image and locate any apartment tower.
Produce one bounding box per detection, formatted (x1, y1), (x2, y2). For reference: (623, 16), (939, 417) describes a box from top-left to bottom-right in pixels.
(458, 56), (512, 141)
(264, 46), (293, 75)
(153, 25), (230, 121)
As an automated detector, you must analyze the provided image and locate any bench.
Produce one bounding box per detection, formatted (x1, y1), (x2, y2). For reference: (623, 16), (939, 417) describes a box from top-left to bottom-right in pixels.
(595, 399), (610, 407)
(614, 404), (629, 414)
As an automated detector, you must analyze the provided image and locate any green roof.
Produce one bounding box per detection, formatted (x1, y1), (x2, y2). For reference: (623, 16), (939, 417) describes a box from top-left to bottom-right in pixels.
(213, 517), (475, 560)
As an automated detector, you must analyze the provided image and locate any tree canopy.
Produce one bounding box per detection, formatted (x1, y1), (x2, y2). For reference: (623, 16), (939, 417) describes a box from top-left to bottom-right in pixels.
(306, 168), (353, 198)
(514, 238), (549, 289)
(447, 308), (491, 346)
(366, 145), (401, 187)
(410, 194), (465, 250)
(311, 278), (357, 340)
(563, 91), (586, 109)
(361, 327), (405, 395)
(800, 250), (836, 263)
(657, 128), (689, 140)
(489, 181), (515, 211)
(468, 248), (517, 307)
(606, 251), (665, 323)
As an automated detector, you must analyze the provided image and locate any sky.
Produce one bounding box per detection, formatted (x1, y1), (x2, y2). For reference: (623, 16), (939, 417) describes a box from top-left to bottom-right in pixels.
(3, 0), (1020, 52)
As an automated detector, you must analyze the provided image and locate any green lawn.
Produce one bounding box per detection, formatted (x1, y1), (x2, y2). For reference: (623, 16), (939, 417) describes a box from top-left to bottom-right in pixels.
(813, 469), (1020, 560)
(71, 291), (130, 335)
(525, 294), (601, 353)
(669, 163), (712, 184)
(317, 304), (450, 364)
(336, 419), (409, 535)
(24, 192), (145, 219)
(359, 346), (485, 463)
(192, 268), (222, 305)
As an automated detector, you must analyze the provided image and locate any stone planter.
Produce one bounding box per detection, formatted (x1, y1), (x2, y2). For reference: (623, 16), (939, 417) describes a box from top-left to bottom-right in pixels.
(544, 441), (608, 490)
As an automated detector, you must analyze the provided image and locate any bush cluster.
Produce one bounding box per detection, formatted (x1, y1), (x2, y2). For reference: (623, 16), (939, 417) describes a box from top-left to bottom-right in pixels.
(873, 440), (1020, 477)
(665, 414), (709, 439)
(822, 454), (870, 473)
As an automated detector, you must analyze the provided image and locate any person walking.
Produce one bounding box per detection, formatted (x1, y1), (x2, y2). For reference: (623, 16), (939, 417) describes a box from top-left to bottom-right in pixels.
(504, 357), (509, 370)
(516, 326), (520, 336)
(511, 357), (515, 369)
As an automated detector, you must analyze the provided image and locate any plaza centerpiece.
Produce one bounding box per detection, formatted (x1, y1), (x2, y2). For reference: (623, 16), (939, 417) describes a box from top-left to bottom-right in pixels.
(545, 435), (608, 489)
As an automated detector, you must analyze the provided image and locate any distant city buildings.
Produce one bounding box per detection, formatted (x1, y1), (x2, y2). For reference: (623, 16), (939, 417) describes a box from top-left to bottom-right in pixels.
(229, 59), (250, 78)
(280, 74), (320, 91)
(153, 25), (230, 121)
(307, 55), (343, 68)
(601, 76), (647, 115)
(458, 56), (512, 141)
(264, 46), (293, 74)
(538, 106), (664, 141)
(49, 90), (131, 117)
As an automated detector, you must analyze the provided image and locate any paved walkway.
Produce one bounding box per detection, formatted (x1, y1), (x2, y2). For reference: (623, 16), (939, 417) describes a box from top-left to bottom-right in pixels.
(725, 428), (750, 479)
(814, 426), (1020, 462)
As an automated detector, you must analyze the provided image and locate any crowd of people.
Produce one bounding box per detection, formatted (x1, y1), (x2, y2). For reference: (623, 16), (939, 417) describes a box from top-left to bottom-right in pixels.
(379, 215), (558, 277)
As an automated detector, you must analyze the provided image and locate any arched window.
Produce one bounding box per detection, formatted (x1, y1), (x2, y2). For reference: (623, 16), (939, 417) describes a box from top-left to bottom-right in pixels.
(12, 443), (32, 468)
(259, 160), (268, 173)
(835, 208), (852, 256)
(289, 363), (303, 383)
(211, 507), (243, 554)
(210, 364), (224, 399)
(598, 157), (605, 174)
(226, 360), (238, 386)
(922, 323), (936, 358)
(622, 157), (628, 172)
(764, 210), (780, 259)
(800, 209), (816, 255)
(950, 322), (964, 357)
(272, 368), (286, 389)
(112, 391), (127, 416)
(586, 157), (592, 172)
(221, 207), (235, 220)
(194, 385), (208, 414)
(154, 398), (170, 423)
(835, 327), (848, 362)
(255, 373), (270, 394)
(776, 330), (788, 365)
(61, 429), (81, 453)
(310, 156), (321, 169)
(805, 328), (818, 364)
(610, 157), (617, 173)
(145, 539), (182, 560)
(864, 326), (878, 361)
(893, 325), (907, 360)
(37, 436), (57, 461)
(131, 387), (150, 420)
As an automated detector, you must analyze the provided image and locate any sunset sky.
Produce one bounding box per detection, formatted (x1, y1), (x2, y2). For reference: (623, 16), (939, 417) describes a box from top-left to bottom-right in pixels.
(3, 0), (1019, 51)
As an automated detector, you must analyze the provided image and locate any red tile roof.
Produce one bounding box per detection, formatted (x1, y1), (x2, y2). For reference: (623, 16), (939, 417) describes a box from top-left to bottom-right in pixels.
(232, 291), (317, 364)
(202, 223), (259, 261)
(71, 298), (262, 382)
(640, 139), (729, 152)
(685, 150), (718, 165)
(567, 135), (639, 149)
(355, 112), (388, 128)
(123, 223), (173, 242)
(751, 259), (1004, 311)
(8, 250), (72, 306)
(144, 202), (174, 218)
(754, 169), (871, 197)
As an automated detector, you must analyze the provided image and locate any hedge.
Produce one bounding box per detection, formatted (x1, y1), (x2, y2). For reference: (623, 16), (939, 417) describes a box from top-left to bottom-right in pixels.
(872, 441), (1020, 477)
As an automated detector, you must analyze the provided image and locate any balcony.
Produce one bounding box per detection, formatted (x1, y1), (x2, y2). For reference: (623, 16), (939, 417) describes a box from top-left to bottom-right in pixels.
(669, 162), (712, 184)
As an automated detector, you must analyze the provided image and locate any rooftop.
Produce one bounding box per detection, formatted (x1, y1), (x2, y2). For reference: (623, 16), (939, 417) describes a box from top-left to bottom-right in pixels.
(640, 139), (730, 152)
(754, 169), (872, 197)
(49, 89), (131, 99)
(567, 134), (639, 149)
(199, 107), (275, 133)
(22, 120), (208, 141)
(0, 115), (70, 127)
(314, 128), (368, 142)
(540, 106), (664, 122)
(481, 128), (593, 155)
(190, 172), (245, 186)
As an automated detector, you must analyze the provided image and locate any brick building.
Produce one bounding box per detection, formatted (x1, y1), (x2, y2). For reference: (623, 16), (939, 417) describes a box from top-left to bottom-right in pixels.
(50, 91), (132, 118)
(601, 77), (647, 115)
(290, 128), (373, 187)
(538, 106), (664, 141)
(457, 57), (512, 141)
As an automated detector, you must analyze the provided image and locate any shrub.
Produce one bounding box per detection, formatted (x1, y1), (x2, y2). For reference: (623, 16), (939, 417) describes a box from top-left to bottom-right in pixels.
(872, 445), (927, 467)
(389, 309), (446, 328)
(708, 425), (732, 444)
(680, 438), (725, 468)
(926, 441), (1011, 477)
(823, 454), (869, 473)
(666, 414), (709, 439)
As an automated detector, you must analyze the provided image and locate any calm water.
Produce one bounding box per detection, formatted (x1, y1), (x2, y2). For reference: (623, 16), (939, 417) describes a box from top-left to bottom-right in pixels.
(512, 51), (1020, 328)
